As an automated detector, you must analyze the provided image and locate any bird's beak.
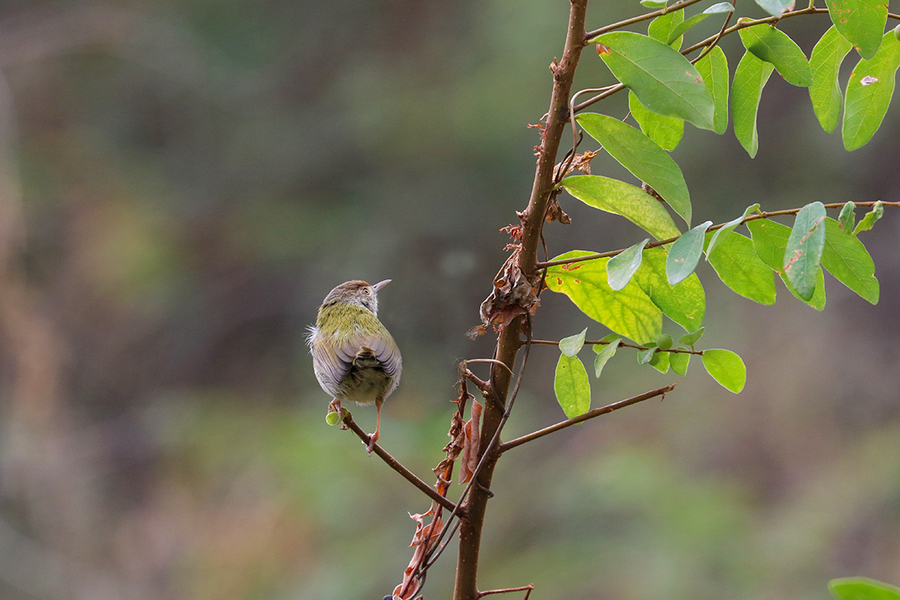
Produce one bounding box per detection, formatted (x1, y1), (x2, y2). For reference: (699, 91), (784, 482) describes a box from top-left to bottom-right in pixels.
(372, 279), (391, 292)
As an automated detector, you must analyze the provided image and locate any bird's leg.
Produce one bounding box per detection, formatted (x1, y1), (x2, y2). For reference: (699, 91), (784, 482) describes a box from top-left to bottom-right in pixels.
(328, 399), (347, 429)
(366, 397), (384, 453)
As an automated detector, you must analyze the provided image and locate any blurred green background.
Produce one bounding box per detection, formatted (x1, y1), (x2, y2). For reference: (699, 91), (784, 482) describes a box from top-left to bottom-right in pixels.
(0, 1), (898, 599)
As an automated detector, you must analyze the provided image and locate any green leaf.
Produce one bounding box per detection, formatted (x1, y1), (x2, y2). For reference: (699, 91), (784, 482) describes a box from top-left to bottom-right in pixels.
(732, 51), (775, 157)
(829, 577), (900, 600)
(679, 327), (705, 346)
(843, 32), (900, 151)
(592, 31), (715, 130)
(608, 238), (650, 291)
(562, 175), (682, 240)
(667, 220), (712, 285)
(593, 338), (620, 378)
(641, 0), (668, 8)
(555, 354), (591, 419)
(853, 200), (884, 234)
(559, 327), (588, 357)
(826, 0), (889, 60)
(822, 217), (879, 303)
(695, 46), (730, 134)
(578, 113), (692, 226)
(704, 2), (734, 13)
(547, 251), (662, 343)
(670, 350), (690, 375)
(649, 10), (684, 49)
(637, 345), (657, 365)
(739, 22), (812, 87)
(702, 349), (746, 393)
(629, 92), (685, 151)
(666, 14), (711, 46)
(784, 201), (827, 301)
(809, 26), (855, 133)
(634, 247), (706, 331)
(838, 201), (857, 231)
(706, 203), (761, 258)
(746, 218), (825, 310)
(656, 333), (673, 351)
(754, 0), (793, 18)
(325, 411), (341, 426)
(708, 230), (777, 304)
(649, 350), (670, 373)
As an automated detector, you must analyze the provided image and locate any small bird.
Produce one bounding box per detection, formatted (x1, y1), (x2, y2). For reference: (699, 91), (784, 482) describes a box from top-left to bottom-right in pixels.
(307, 279), (402, 452)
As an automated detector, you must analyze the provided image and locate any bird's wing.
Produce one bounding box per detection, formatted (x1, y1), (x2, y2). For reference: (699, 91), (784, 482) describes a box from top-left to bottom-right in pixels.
(312, 325), (402, 391)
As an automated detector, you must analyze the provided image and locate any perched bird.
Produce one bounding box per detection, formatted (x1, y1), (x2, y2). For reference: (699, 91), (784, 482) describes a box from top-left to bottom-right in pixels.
(307, 279), (402, 452)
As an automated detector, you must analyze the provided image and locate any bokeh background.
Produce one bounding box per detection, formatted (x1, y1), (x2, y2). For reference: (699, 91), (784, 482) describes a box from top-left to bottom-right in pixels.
(0, 1), (898, 599)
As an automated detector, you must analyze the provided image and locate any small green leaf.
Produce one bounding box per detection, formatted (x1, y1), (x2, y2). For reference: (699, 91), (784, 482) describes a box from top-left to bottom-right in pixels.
(853, 200), (884, 234)
(629, 92), (685, 151)
(838, 201), (856, 231)
(593, 338), (620, 378)
(708, 230), (777, 304)
(746, 218), (826, 310)
(637, 345), (657, 365)
(555, 354), (592, 419)
(657, 333), (673, 351)
(822, 217), (879, 304)
(809, 26), (855, 133)
(577, 114), (692, 226)
(641, 0), (668, 8)
(668, 220), (712, 285)
(826, 0), (889, 60)
(702, 349), (746, 393)
(562, 175), (682, 240)
(704, 2), (734, 13)
(732, 51), (775, 157)
(695, 45), (730, 135)
(559, 327), (588, 357)
(739, 22), (812, 87)
(592, 31), (715, 130)
(829, 577), (900, 600)
(325, 411), (341, 426)
(649, 10), (684, 49)
(547, 250), (663, 343)
(843, 32), (900, 151)
(608, 238), (650, 291)
(754, 0), (793, 18)
(679, 327), (705, 346)
(706, 203), (761, 258)
(784, 201), (827, 301)
(634, 247), (706, 331)
(665, 14), (711, 46)
(670, 350), (690, 375)
(649, 350), (670, 373)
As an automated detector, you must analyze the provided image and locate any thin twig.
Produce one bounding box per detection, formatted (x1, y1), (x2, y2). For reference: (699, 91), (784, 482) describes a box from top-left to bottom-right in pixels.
(531, 338), (702, 355)
(341, 414), (457, 512)
(535, 201), (900, 270)
(478, 584), (534, 599)
(499, 384), (677, 453)
(583, 0), (708, 41)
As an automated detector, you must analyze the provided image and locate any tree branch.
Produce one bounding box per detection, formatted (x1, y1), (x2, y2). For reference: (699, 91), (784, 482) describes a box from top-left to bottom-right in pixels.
(453, 2), (590, 599)
(341, 414), (457, 512)
(498, 384), (677, 453)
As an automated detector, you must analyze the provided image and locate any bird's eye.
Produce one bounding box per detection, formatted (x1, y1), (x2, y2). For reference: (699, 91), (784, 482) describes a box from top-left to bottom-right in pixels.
(362, 289), (370, 294)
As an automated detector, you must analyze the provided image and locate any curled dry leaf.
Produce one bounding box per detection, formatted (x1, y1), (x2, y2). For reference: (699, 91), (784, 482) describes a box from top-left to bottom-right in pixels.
(545, 191), (572, 224)
(477, 248), (542, 334)
(459, 400), (483, 484)
(392, 508), (445, 600)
